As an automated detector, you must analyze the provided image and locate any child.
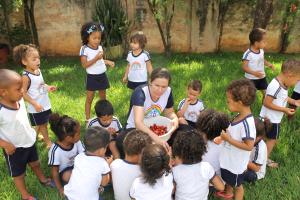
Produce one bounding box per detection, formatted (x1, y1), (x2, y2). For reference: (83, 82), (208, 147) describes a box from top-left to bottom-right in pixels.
(196, 109), (230, 176)
(242, 28), (274, 98)
(129, 144), (173, 200)
(80, 22), (115, 121)
(111, 130), (152, 200)
(288, 81), (300, 120)
(216, 79), (257, 200)
(244, 118), (272, 183)
(0, 69), (53, 200)
(260, 60), (300, 167)
(64, 127), (111, 200)
(13, 44), (56, 148)
(122, 32), (153, 90)
(87, 99), (122, 159)
(172, 129), (224, 200)
(48, 113), (84, 196)
(177, 80), (205, 128)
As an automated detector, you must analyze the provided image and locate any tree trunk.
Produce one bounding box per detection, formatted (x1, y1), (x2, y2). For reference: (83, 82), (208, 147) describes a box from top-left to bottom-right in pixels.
(23, 0), (39, 47)
(253, 0), (273, 29)
(2, 0), (13, 46)
(217, 1), (229, 52)
(164, 0), (175, 57)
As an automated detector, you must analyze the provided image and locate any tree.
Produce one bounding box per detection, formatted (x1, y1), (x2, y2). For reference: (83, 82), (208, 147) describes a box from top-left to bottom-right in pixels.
(23, 0), (39, 47)
(253, 0), (273, 29)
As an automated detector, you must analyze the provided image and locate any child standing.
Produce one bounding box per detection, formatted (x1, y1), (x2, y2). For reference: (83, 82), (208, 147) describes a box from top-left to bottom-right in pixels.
(177, 80), (205, 128)
(244, 118), (272, 183)
(111, 130), (152, 200)
(64, 127), (111, 200)
(0, 69), (53, 200)
(13, 44), (56, 148)
(216, 79), (257, 200)
(122, 32), (153, 90)
(48, 113), (84, 196)
(87, 99), (122, 159)
(260, 60), (300, 167)
(172, 129), (224, 200)
(242, 28), (274, 98)
(129, 144), (173, 200)
(80, 22), (115, 121)
(196, 109), (230, 176)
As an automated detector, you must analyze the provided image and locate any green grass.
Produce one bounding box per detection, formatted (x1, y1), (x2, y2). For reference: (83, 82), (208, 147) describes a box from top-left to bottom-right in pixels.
(1, 52), (300, 200)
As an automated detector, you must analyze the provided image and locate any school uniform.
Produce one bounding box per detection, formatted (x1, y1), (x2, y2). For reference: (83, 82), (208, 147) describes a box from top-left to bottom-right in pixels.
(177, 98), (205, 127)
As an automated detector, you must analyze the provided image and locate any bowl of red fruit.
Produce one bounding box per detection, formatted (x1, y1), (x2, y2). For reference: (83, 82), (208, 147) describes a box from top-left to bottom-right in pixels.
(144, 116), (175, 141)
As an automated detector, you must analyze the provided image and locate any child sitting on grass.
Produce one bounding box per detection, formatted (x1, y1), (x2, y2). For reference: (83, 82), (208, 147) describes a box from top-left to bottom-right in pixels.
(177, 80), (205, 128)
(244, 118), (272, 183)
(130, 144), (173, 200)
(0, 69), (53, 200)
(196, 109), (230, 176)
(64, 127), (111, 200)
(172, 129), (224, 200)
(216, 79), (257, 200)
(111, 130), (152, 200)
(48, 113), (84, 196)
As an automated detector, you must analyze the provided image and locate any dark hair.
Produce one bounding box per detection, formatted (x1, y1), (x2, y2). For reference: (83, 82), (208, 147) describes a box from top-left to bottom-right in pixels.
(249, 28), (266, 45)
(80, 22), (102, 45)
(196, 109), (230, 140)
(188, 80), (202, 92)
(95, 99), (114, 117)
(150, 67), (171, 84)
(130, 32), (147, 49)
(84, 127), (110, 152)
(0, 69), (21, 89)
(49, 113), (79, 141)
(123, 130), (152, 156)
(255, 118), (272, 137)
(172, 129), (206, 164)
(13, 44), (38, 68)
(281, 60), (300, 75)
(140, 144), (171, 186)
(226, 79), (256, 106)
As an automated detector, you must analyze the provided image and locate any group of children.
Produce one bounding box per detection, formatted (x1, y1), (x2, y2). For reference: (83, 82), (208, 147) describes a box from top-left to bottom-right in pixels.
(0, 21), (300, 200)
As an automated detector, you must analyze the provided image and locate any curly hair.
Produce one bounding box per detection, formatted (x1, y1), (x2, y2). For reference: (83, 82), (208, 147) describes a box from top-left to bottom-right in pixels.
(140, 144), (171, 186)
(255, 117), (273, 137)
(13, 44), (38, 68)
(226, 79), (256, 106)
(130, 32), (147, 49)
(80, 22), (102, 45)
(196, 109), (230, 140)
(123, 130), (153, 156)
(172, 129), (207, 164)
(281, 60), (300, 75)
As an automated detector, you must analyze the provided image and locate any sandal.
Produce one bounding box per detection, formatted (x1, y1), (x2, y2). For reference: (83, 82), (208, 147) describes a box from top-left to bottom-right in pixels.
(22, 196), (38, 200)
(267, 159), (279, 168)
(214, 191), (233, 199)
(39, 178), (56, 188)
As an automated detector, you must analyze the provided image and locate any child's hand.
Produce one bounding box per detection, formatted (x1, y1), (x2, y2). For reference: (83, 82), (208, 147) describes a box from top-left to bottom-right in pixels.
(253, 71), (265, 78)
(58, 188), (64, 197)
(107, 127), (117, 136)
(185, 98), (192, 105)
(284, 108), (296, 115)
(269, 64), (275, 72)
(33, 103), (43, 112)
(220, 130), (231, 141)
(122, 76), (128, 83)
(96, 51), (103, 60)
(4, 142), (16, 155)
(105, 155), (113, 165)
(47, 85), (57, 92)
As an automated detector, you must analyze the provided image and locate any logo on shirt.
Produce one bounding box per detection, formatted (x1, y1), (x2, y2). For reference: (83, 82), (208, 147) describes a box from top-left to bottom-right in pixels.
(39, 83), (48, 94)
(131, 61), (142, 71)
(145, 104), (162, 118)
(187, 111), (199, 122)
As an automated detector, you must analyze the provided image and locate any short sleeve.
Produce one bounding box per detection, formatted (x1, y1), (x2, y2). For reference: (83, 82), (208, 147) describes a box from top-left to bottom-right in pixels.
(48, 146), (60, 166)
(266, 80), (281, 99)
(144, 51), (151, 62)
(202, 162), (215, 180)
(113, 117), (123, 131)
(76, 141), (85, 153)
(242, 50), (251, 61)
(129, 178), (138, 199)
(241, 119), (256, 140)
(101, 160), (110, 175)
(79, 46), (87, 57)
(166, 90), (174, 109)
(177, 99), (185, 110)
(253, 143), (267, 165)
(131, 87), (146, 107)
(126, 53), (130, 63)
(199, 101), (205, 111)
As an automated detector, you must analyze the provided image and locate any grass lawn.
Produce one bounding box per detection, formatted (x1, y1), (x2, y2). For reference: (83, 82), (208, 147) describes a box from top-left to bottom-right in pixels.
(1, 52), (300, 200)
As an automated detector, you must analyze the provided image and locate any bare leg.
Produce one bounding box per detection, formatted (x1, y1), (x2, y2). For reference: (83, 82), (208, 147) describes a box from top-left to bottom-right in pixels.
(85, 91), (95, 120)
(224, 184), (234, 196)
(13, 173), (31, 199)
(61, 170), (72, 184)
(29, 160), (47, 183)
(266, 139), (277, 158)
(38, 124), (52, 148)
(99, 90), (106, 100)
(235, 185), (244, 200)
(261, 90), (266, 104)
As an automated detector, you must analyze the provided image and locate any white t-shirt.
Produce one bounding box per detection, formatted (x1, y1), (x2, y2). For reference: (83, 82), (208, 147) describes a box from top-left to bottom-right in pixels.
(249, 139), (267, 180)
(111, 159), (141, 200)
(127, 50), (151, 82)
(48, 141), (85, 172)
(79, 45), (107, 74)
(23, 70), (51, 113)
(242, 48), (265, 80)
(293, 81), (300, 94)
(220, 114), (256, 174)
(173, 162), (215, 200)
(130, 172), (174, 200)
(0, 99), (36, 148)
(177, 98), (205, 123)
(260, 78), (288, 123)
(126, 85), (174, 129)
(64, 153), (110, 200)
(87, 116), (122, 132)
(202, 141), (222, 175)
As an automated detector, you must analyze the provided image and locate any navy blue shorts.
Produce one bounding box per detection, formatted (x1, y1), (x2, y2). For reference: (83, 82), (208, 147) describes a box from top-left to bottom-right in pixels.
(251, 77), (268, 90)
(3, 144), (39, 177)
(290, 91), (300, 109)
(221, 168), (245, 187)
(266, 123), (280, 139)
(86, 73), (110, 91)
(28, 109), (52, 126)
(127, 81), (147, 90)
